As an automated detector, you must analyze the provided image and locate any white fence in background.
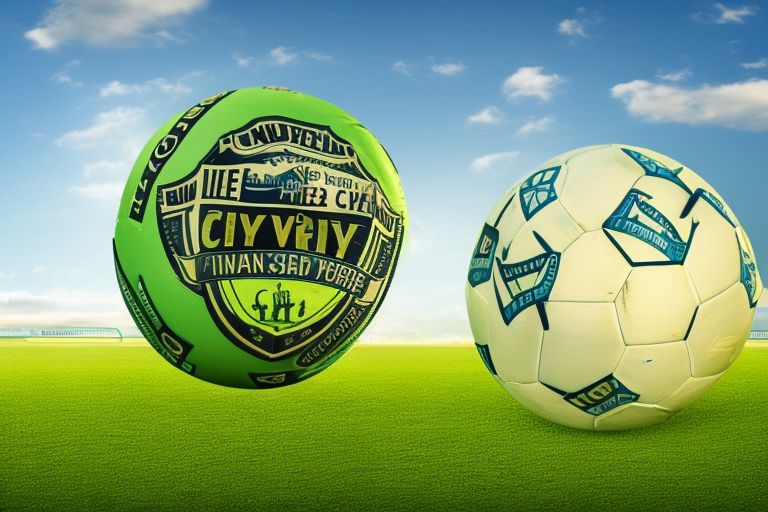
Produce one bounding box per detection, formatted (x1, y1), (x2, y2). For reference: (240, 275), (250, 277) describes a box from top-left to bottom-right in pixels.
(751, 330), (768, 340)
(0, 327), (123, 338)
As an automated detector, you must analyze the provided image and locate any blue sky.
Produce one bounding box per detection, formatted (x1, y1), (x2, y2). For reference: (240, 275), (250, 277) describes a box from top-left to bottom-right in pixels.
(0, 0), (765, 337)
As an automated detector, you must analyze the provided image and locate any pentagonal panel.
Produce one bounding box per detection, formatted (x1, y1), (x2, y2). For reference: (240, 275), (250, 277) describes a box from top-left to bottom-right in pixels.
(684, 205), (740, 303)
(616, 266), (699, 345)
(518, 165), (568, 221)
(539, 302), (625, 391)
(613, 342), (690, 404)
(657, 373), (723, 411)
(593, 403), (675, 431)
(559, 146), (644, 231)
(485, 306), (544, 384)
(549, 231), (632, 302)
(686, 282), (754, 377)
(501, 381), (595, 430)
(603, 176), (697, 266)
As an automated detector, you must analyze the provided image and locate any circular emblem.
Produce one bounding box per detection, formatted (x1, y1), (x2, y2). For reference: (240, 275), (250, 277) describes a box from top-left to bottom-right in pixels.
(114, 88), (406, 388)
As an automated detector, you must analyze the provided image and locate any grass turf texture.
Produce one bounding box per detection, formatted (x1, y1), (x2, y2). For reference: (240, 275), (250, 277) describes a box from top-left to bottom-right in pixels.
(0, 344), (766, 511)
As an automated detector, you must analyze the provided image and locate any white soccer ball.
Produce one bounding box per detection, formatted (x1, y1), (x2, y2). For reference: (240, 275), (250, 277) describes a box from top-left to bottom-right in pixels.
(466, 145), (762, 430)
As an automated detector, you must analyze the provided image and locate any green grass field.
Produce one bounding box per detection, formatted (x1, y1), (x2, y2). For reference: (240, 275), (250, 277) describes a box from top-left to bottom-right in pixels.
(1, 343), (766, 511)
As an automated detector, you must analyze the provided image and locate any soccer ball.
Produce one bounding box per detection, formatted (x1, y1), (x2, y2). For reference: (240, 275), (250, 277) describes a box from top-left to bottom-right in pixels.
(466, 145), (762, 430)
(114, 87), (407, 389)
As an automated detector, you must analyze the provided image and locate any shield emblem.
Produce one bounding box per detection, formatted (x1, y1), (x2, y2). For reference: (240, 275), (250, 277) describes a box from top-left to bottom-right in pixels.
(156, 116), (403, 360)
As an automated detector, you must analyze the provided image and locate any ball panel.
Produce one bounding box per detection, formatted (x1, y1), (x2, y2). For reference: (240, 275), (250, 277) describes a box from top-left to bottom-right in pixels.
(684, 205), (741, 303)
(736, 226), (763, 308)
(483, 184), (527, 243)
(613, 144), (691, 193)
(501, 381), (595, 430)
(539, 302), (625, 391)
(616, 266), (699, 345)
(686, 282), (754, 377)
(466, 286), (491, 346)
(501, 201), (583, 257)
(593, 403), (675, 431)
(559, 146), (644, 231)
(537, 144), (608, 169)
(657, 373), (723, 411)
(613, 342), (691, 404)
(549, 231), (631, 302)
(486, 306), (544, 384)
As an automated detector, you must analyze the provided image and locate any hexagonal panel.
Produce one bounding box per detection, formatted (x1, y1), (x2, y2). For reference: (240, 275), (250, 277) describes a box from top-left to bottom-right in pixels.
(503, 201), (583, 256)
(686, 282), (754, 377)
(613, 342), (691, 404)
(615, 144), (691, 193)
(559, 146), (645, 231)
(593, 403), (675, 431)
(675, 167), (738, 226)
(466, 285), (491, 346)
(539, 302), (625, 391)
(603, 176), (697, 266)
(484, 306), (544, 384)
(616, 266), (699, 345)
(657, 373), (723, 411)
(491, 203), (581, 327)
(684, 205), (740, 303)
(483, 184), (526, 244)
(501, 381), (595, 430)
(549, 231), (632, 302)
(537, 145), (608, 170)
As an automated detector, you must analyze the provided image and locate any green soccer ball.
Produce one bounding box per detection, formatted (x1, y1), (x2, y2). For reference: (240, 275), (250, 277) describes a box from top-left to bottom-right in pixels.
(114, 87), (407, 389)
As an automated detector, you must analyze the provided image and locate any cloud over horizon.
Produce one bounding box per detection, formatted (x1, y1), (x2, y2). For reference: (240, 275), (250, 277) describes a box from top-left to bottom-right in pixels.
(611, 78), (768, 130)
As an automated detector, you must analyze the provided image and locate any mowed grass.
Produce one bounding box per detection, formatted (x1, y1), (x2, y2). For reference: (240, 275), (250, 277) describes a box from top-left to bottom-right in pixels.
(0, 343), (766, 511)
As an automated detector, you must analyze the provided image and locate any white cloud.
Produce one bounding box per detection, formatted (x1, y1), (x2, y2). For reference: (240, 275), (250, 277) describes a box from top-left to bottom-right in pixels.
(741, 58), (768, 69)
(0, 272), (17, 280)
(503, 66), (564, 102)
(52, 70), (82, 86)
(657, 69), (692, 82)
(516, 116), (555, 136)
(69, 182), (124, 200)
(308, 52), (333, 62)
(431, 62), (465, 75)
(557, 7), (600, 39)
(558, 19), (586, 37)
(470, 151), (519, 173)
(56, 106), (146, 151)
(466, 106), (504, 125)
(713, 3), (757, 23)
(270, 46), (298, 65)
(392, 60), (415, 76)
(99, 78), (191, 97)
(83, 159), (128, 178)
(759, 288), (767, 308)
(25, 0), (208, 50)
(233, 54), (253, 67)
(611, 79), (768, 130)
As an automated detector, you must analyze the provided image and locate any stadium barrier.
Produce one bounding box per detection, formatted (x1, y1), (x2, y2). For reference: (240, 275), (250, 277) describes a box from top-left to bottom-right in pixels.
(0, 327), (124, 343)
(750, 330), (768, 341)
